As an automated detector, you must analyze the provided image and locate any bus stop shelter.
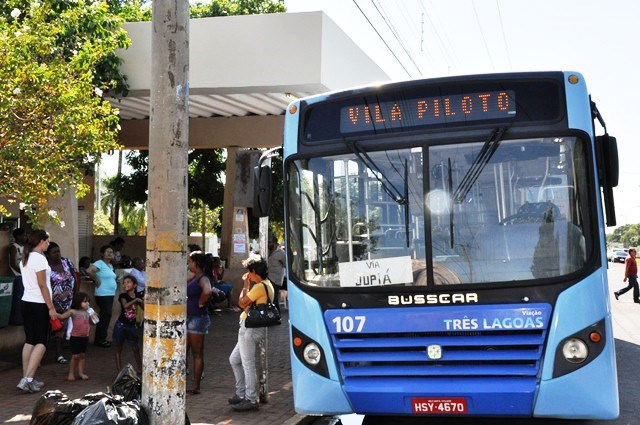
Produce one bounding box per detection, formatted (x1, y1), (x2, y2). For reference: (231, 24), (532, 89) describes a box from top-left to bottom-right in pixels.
(46, 11), (391, 275)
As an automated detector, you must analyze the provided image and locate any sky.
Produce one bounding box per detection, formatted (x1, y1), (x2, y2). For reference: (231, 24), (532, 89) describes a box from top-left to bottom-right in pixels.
(104, 0), (639, 228)
(283, 0), (640, 229)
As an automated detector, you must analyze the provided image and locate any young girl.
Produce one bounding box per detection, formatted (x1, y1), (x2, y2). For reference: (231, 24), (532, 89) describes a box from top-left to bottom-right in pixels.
(58, 292), (95, 381)
(113, 275), (143, 373)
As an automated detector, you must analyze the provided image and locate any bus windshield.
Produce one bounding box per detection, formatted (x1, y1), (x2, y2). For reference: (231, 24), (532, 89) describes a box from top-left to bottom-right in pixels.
(287, 136), (589, 288)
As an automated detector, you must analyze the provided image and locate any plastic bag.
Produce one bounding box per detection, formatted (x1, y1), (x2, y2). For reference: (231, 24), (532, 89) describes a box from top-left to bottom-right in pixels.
(111, 364), (141, 402)
(30, 391), (101, 425)
(30, 390), (76, 425)
(72, 394), (148, 425)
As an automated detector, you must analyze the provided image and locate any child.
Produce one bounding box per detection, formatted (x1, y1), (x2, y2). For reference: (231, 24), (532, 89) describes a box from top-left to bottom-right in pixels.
(58, 292), (95, 381)
(113, 275), (143, 373)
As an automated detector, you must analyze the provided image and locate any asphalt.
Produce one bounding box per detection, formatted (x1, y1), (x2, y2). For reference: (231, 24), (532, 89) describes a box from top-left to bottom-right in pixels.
(0, 308), (299, 425)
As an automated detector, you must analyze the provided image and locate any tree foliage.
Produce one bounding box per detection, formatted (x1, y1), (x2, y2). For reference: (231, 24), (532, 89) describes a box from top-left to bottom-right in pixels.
(0, 0), (129, 224)
(190, 0), (285, 18)
(608, 224), (640, 249)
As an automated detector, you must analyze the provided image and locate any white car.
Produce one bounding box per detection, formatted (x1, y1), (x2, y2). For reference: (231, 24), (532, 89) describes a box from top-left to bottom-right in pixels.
(607, 249), (627, 263)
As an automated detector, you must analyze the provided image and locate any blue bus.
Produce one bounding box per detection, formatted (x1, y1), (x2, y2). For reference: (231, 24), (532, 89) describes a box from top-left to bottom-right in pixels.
(256, 72), (619, 419)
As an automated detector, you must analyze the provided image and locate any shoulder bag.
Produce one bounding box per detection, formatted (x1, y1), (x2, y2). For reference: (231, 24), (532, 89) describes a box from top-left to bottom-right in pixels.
(244, 282), (281, 328)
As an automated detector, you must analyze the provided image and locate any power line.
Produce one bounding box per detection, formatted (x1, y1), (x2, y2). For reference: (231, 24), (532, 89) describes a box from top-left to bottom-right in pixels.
(351, 0), (413, 78)
(471, 0), (495, 71)
(496, 0), (513, 70)
(415, 0), (459, 74)
(370, 0), (423, 76)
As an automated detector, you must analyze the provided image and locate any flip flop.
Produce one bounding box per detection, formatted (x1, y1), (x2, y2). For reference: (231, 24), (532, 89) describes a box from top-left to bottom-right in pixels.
(57, 356), (68, 364)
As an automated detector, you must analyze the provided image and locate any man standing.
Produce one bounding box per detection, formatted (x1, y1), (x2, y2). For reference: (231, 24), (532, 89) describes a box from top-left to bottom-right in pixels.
(614, 248), (639, 303)
(267, 235), (286, 311)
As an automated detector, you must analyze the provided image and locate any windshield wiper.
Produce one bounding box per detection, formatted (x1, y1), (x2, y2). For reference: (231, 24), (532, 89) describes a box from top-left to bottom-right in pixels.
(344, 140), (411, 247)
(452, 127), (507, 204)
(347, 140), (407, 205)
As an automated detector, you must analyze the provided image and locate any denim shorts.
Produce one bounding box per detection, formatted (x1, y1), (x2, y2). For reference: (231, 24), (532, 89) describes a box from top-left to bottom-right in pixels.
(187, 315), (211, 335)
(112, 321), (139, 347)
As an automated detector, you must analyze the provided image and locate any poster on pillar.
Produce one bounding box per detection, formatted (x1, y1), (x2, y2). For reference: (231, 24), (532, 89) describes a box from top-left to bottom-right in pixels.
(233, 233), (246, 253)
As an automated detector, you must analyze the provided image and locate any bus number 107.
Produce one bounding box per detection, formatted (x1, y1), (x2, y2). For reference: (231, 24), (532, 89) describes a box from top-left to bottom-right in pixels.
(332, 316), (366, 333)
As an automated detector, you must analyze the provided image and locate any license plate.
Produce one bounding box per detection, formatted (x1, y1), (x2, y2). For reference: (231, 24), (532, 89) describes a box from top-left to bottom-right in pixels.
(411, 397), (468, 414)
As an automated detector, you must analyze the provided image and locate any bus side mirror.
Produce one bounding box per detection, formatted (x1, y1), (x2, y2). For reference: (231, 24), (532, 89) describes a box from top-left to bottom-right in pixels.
(604, 135), (619, 187)
(253, 164), (272, 218)
(596, 134), (618, 226)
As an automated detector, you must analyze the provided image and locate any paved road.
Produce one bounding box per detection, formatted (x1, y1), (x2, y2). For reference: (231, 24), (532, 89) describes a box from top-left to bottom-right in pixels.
(0, 263), (637, 424)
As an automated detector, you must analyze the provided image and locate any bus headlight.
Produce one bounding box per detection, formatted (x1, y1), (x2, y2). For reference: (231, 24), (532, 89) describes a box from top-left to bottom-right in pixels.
(303, 342), (322, 366)
(562, 338), (588, 363)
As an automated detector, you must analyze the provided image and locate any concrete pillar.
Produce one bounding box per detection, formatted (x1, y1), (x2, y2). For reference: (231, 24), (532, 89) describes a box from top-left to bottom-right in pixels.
(142, 0), (189, 423)
(46, 188), (79, 264)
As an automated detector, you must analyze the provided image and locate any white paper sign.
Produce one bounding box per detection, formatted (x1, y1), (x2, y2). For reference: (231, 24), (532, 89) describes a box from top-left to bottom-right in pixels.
(234, 243), (246, 253)
(339, 256), (413, 287)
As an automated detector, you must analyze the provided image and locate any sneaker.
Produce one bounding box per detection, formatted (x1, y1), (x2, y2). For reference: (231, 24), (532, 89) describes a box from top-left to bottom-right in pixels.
(231, 399), (258, 411)
(31, 379), (44, 390)
(614, 292), (619, 300)
(27, 381), (42, 393)
(228, 394), (244, 405)
(17, 378), (41, 393)
(16, 378), (28, 392)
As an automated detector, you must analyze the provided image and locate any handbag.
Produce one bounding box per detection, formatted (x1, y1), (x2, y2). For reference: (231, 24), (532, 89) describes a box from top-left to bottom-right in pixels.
(244, 282), (281, 328)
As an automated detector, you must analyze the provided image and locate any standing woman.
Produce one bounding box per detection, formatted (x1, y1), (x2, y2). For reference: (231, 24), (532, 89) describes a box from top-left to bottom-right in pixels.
(46, 242), (76, 364)
(17, 229), (56, 393)
(228, 255), (274, 411)
(186, 251), (212, 395)
(86, 245), (117, 347)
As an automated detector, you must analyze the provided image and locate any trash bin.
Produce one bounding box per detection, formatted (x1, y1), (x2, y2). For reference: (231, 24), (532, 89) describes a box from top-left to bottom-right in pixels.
(0, 277), (14, 328)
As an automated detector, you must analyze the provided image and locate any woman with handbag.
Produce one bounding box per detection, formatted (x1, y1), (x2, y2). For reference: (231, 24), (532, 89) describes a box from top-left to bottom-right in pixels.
(228, 254), (274, 412)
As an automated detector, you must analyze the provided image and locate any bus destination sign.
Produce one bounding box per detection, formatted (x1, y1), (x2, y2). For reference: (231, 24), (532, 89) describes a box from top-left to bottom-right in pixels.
(339, 90), (516, 134)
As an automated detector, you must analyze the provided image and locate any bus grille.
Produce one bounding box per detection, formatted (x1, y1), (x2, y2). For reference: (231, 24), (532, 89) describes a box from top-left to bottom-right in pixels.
(331, 330), (546, 378)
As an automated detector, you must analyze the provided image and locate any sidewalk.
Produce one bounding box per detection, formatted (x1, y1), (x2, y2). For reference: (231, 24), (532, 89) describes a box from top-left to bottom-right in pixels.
(0, 309), (296, 425)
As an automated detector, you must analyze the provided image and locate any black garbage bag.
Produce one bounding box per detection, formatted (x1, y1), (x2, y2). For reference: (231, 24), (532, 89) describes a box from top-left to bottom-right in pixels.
(111, 364), (141, 402)
(30, 390), (77, 425)
(30, 391), (111, 425)
(73, 394), (148, 425)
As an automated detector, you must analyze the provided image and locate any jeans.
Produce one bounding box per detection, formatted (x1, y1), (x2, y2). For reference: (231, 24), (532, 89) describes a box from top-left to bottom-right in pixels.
(617, 275), (639, 302)
(95, 295), (114, 343)
(229, 321), (266, 403)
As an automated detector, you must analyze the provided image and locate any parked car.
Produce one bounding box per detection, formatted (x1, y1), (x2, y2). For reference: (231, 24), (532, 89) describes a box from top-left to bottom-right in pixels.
(607, 249), (627, 263)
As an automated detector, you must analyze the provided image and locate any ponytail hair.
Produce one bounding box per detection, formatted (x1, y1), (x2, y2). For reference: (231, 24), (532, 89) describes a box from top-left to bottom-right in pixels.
(22, 229), (49, 267)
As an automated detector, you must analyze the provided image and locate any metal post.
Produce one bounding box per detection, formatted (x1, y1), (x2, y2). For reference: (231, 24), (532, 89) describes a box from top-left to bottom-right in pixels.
(142, 1), (189, 423)
(258, 214), (269, 403)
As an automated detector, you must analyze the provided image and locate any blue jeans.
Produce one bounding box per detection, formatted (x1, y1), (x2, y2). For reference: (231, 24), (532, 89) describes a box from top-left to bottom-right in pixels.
(229, 321), (266, 403)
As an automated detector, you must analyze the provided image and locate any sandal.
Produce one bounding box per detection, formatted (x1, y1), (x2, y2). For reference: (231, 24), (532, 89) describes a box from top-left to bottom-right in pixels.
(57, 356), (68, 364)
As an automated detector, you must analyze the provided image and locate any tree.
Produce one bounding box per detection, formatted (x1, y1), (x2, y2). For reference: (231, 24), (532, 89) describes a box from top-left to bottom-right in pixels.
(0, 0), (129, 224)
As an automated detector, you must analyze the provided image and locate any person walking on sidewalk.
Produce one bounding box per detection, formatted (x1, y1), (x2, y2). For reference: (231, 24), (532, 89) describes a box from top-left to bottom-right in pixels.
(17, 229), (56, 393)
(614, 248), (639, 303)
(228, 254), (274, 412)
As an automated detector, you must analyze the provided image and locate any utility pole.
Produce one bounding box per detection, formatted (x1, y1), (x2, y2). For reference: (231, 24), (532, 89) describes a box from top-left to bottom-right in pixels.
(142, 1), (189, 424)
